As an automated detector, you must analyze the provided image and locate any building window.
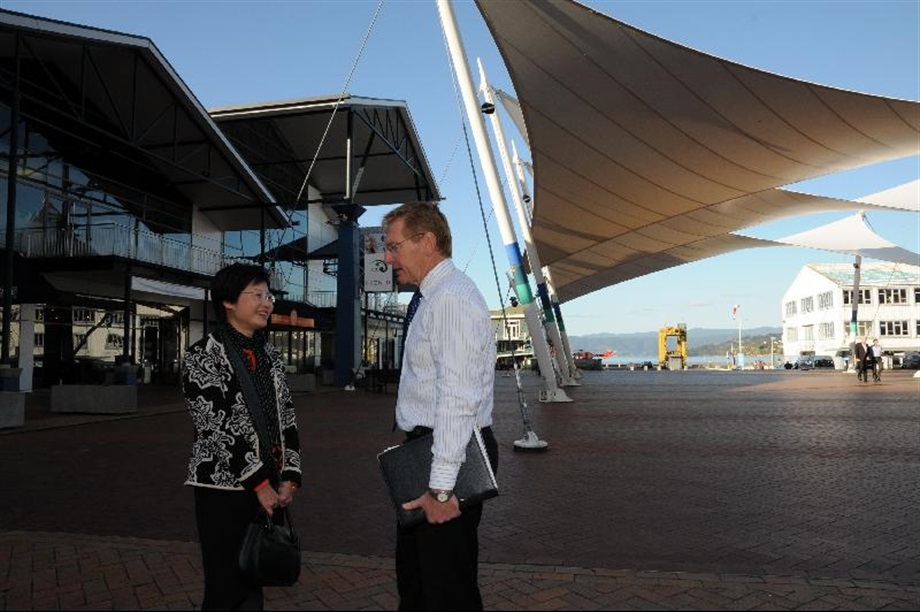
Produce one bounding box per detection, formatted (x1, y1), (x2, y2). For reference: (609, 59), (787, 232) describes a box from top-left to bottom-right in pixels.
(506, 320), (520, 340)
(878, 288), (908, 304)
(73, 308), (95, 323)
(914, 287), (920, 303)
(105, 334), (123, 350)
(74, 333), (87, 347)
(818, 291), (833, 310)
(843, 289), (871, 305)
(800, 296), (814, 314)
(879, 321), (909, 337)
(785, 301), (797, 316)
(785, 327), (798, 342)
(109, 311), (125, 325)
(35, 309), (45, 322)
(34, 332), (44, 347)
(818, 322), (834, 339)
(843, 320), (873, 337)
(802, 325), (814, 341)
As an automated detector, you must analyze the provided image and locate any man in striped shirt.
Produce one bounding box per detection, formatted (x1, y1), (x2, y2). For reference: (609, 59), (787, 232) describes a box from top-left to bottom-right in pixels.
(382, 201), (499, 611)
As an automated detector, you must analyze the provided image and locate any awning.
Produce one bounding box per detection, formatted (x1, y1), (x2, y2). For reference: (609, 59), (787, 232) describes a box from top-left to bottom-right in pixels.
(210, 95), (441, 208)
(474, 0), (920, 303)
(774, 212), (920, 266)
(544, 188), (905, 301)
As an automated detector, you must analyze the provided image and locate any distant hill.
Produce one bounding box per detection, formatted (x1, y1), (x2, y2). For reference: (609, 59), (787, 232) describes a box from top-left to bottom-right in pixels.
(567, 327), (782, 357)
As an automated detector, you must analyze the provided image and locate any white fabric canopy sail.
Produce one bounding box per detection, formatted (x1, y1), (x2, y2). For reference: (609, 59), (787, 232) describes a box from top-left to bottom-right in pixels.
(772, 211), (920, 267)
(473, 0), (920, 303)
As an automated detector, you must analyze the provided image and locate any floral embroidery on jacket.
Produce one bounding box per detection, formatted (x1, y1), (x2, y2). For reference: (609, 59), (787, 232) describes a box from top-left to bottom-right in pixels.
(181, 333), (302, 491)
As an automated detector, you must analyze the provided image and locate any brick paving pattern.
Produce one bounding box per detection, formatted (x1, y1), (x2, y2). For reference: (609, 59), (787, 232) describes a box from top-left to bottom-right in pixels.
(1, 368), (918, 610)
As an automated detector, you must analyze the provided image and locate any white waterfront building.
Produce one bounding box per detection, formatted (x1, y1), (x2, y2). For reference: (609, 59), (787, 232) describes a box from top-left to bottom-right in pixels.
(781, 262), (920, 364)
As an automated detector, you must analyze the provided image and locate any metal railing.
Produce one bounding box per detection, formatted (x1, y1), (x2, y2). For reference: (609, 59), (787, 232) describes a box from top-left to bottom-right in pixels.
(15, 226), (231, 277)
(13, 226), (309, 305)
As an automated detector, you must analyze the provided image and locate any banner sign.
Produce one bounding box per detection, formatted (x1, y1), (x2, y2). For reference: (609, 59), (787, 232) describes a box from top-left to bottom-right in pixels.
(271, 310), (314, 328)
(363, 227), (393, 292)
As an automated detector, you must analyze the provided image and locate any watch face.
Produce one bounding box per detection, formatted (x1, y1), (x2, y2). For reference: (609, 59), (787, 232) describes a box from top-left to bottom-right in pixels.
(436, 491), (449, 502)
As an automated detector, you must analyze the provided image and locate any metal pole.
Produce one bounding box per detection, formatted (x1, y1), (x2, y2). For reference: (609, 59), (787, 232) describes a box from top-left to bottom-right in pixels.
(517, 157), (581, 381)
(478, 62), (575, 388)
(508, 141), (581, 387)
(849, 251), (863, 373)
(437, 0), (569, 403)
(737, 308), (743, 371)
(2, 37), (20, 365)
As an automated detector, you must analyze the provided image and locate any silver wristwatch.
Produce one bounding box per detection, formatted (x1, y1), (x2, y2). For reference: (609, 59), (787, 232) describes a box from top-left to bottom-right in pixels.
(428, 488), (454, 503)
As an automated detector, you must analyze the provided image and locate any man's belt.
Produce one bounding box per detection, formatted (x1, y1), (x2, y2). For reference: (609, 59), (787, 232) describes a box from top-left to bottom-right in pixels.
(405, 425), (492, 441)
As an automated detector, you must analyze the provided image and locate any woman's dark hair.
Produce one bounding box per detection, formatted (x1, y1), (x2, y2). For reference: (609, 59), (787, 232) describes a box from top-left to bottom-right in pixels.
(211, 263), (271, 322)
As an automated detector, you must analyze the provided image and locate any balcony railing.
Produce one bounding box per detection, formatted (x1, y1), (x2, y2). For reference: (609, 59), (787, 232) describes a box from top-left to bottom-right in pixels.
(14, 226), (232, 277)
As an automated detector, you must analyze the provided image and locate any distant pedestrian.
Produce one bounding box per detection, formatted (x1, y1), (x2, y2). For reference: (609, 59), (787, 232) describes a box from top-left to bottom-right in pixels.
(871, 338), (883, 382)
(181, 262), (303, 610)
(853, 335), (874, 383)
(382, 201), (499, 610)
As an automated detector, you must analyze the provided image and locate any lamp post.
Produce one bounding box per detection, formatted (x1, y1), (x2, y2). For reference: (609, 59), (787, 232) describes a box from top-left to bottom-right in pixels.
(737, 315), (743, 370)
(770, 337), (776, 369)
(729, 304), (744, 370)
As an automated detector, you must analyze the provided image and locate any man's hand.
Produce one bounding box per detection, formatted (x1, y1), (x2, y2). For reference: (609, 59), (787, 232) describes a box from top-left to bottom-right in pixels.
(402, 492), (461, 524)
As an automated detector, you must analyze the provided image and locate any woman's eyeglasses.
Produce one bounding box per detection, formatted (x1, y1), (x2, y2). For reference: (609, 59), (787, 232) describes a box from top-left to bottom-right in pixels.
(242, 291), (276, 304)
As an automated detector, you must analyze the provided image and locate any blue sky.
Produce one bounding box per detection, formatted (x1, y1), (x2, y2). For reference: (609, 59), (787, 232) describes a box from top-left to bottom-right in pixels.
(5, 0), (918, 336)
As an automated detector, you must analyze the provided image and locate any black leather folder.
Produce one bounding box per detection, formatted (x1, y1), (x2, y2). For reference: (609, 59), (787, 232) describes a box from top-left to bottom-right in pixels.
(378, 429), (498, 528)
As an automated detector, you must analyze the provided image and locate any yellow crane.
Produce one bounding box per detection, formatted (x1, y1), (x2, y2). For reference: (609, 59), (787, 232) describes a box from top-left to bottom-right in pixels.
(658, 324), (688, 370)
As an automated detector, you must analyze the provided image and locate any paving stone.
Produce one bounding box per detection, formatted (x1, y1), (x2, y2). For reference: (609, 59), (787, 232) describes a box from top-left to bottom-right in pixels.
(0, 372), (917, 610)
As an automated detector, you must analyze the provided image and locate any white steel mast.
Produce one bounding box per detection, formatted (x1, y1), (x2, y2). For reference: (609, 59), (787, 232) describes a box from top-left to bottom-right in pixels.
(437, 0), (571, 403)
(478, 60), (577, 387)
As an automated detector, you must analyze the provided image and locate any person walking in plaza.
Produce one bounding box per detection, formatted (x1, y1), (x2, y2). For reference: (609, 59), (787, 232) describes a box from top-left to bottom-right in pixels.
(181, 263), (303, 610)
(382, 201), (499, 611)
(871, 338), (884, 382)
(853, 335), (874, 383)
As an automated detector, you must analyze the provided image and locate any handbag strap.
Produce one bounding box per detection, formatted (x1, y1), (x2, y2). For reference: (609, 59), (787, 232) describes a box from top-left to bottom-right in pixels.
(219, 327), (280, 485)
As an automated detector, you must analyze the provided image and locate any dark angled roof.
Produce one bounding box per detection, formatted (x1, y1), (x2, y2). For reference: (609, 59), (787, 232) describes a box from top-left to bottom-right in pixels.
(210, 95), (441, 208)
(0, 8), (288, 232)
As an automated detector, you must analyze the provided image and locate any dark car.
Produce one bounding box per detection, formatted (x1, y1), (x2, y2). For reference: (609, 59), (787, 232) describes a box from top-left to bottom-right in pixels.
(795, 355), (834, 370)
(900, 352), (920, 369)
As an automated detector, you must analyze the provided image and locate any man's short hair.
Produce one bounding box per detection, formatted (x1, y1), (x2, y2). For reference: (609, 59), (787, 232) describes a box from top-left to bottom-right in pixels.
(382, 201), (452, 258)
(211, 262), (271, 322)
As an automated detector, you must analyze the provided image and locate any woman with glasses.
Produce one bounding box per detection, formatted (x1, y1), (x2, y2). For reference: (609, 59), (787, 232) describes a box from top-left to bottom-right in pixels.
(181, 262), (302, 610)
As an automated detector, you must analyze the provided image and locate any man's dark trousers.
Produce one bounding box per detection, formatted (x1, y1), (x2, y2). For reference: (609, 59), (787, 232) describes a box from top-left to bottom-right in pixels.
(395, 428), (498, 611)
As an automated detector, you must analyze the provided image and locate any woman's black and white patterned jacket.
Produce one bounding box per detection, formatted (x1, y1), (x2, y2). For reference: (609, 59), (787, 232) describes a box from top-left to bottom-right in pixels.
(181, 332), (302, 491)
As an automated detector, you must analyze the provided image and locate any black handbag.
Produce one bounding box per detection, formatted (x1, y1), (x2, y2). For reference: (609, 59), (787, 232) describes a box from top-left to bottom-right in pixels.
(238, 507), (301, 587)
(221, 328), (302, 587)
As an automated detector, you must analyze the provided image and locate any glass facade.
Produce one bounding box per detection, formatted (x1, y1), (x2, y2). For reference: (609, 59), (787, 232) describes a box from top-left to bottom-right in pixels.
(0, 99), (326, 384)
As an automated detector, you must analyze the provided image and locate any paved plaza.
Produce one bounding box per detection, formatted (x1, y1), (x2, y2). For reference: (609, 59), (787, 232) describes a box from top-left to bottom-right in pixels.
(1, 368), (918, 610)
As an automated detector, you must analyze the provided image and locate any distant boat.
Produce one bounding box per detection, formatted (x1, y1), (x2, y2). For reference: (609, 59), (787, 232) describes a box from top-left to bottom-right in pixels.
(572, 349), (614, 370)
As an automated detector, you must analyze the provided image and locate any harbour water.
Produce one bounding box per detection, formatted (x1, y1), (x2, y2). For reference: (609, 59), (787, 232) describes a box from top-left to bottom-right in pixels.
(600, 354), (781, 369)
